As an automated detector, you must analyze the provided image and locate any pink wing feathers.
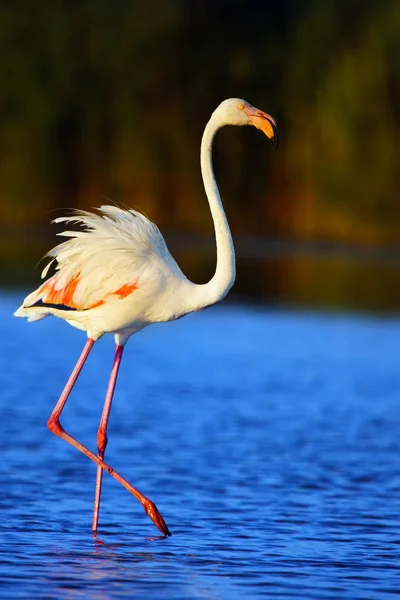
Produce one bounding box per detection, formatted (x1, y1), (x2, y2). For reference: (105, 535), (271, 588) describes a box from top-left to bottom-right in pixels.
(15, 205), (171, 317)
(30, 273), (138, 311)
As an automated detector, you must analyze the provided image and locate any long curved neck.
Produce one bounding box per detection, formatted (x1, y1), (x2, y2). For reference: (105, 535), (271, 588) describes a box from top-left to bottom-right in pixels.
(190, 113), (235, 309)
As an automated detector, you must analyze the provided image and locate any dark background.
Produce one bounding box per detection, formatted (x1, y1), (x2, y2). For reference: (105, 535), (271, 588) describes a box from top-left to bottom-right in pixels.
(1, 0), (399, 311)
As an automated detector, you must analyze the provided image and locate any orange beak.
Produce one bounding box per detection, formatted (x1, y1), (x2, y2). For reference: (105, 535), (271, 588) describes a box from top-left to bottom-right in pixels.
(245, 105), (278, 148)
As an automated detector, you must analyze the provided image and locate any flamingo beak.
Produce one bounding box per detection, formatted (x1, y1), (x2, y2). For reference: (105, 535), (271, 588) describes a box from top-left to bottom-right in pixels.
(245, 105), (279, 148)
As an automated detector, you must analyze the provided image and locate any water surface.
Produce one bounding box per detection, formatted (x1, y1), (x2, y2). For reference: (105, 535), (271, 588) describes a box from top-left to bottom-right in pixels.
(1, 293), (400, 598)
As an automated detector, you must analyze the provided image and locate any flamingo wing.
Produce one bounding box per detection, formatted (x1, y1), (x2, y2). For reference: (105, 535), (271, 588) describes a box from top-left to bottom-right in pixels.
(17, 205), (179, 316)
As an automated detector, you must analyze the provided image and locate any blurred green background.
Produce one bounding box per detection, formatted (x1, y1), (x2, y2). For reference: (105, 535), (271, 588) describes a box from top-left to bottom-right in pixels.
(1, 0), (399, 312)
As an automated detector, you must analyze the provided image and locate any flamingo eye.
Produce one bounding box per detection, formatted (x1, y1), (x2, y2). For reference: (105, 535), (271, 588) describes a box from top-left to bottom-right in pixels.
(239, 103), (245, 110)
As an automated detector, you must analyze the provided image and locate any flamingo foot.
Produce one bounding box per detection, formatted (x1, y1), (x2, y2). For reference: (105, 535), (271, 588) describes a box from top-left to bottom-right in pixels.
(143, 500), (171, 536)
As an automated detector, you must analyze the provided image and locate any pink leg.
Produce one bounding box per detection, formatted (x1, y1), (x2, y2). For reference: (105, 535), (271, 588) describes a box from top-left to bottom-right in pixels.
(92, 345), (123, 532)
(47, 339), (171, 536)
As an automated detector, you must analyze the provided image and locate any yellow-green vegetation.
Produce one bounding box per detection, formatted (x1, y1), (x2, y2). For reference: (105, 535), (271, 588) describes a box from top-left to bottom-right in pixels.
(1, 0), (399, 309)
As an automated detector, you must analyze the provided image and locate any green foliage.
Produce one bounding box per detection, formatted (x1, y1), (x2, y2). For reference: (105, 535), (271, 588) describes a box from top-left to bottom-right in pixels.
(0, 0), (399, 246)
(284, 0), (400, 241)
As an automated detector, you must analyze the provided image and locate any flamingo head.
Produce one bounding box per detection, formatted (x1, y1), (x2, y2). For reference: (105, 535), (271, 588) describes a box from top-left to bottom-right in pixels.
(215, 98), (278, 148)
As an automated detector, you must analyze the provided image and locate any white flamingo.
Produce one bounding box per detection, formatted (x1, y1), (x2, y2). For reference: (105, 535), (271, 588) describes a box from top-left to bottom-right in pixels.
(14, 98), (278, 536)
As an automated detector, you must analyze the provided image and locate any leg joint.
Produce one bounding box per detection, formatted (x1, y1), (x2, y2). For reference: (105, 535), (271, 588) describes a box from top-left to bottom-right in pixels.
(47, 416), (64, 436)
(97, 425), (108, 453)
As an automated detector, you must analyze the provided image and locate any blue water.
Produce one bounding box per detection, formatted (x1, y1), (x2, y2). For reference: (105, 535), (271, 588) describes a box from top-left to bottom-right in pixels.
(1, 291), (400, 599)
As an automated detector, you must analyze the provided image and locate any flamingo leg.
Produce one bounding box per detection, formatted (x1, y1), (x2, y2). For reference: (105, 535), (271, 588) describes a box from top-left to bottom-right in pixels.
(47, 339), (171, 537)
(92, 345), (123, 532)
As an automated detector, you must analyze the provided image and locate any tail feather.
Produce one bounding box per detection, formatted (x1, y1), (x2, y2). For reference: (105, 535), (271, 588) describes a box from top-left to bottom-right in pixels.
(14, 305), (50, 322)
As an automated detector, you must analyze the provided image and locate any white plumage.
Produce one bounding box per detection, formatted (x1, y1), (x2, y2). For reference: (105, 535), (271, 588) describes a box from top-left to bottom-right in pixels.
(14, 98), (278, 536)
(16, 205), (193, 342)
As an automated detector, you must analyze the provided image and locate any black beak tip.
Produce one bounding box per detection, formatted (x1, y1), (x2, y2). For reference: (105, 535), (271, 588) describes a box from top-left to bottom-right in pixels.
(266, 116), (278, 149)
(272, 126), (279, 149)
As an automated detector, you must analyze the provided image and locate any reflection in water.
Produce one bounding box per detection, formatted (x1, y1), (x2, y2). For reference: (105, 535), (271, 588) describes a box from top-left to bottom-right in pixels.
(46, 535), (227, 600)
(1, 294), (400, 598)
(4, 239), (400, 313)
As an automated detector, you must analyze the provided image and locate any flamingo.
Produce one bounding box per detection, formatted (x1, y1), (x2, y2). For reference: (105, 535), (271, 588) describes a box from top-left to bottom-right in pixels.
(14, 98), (278, 536)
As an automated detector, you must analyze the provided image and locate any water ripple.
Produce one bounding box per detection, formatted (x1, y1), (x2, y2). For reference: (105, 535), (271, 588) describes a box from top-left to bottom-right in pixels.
(1, 296), (400, 598)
